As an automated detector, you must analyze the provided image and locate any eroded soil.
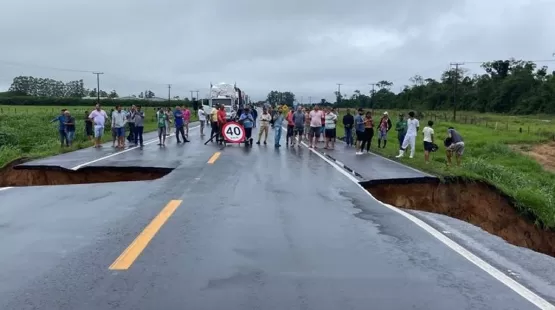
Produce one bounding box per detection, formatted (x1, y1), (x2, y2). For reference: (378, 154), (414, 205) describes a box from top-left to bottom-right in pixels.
(0, 159), (172, 187)
(365, 179), (555, 258)
(511, 142), (555, 172)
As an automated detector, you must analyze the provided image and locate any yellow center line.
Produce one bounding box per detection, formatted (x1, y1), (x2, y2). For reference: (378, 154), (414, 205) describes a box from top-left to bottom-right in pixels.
(207, 152), (221, 164)
(109, 199), (182, 271)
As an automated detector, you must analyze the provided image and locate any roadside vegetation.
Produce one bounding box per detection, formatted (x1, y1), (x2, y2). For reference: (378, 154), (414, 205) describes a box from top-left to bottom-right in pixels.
(334, 109), (555, 230)
(0, 105), (197, 169)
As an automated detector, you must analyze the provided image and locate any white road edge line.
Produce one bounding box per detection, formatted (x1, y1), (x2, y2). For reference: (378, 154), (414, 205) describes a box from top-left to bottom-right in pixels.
(71, 125), (199, 170)
(0, 125), (201, 191)
(291, 129), (554, 310)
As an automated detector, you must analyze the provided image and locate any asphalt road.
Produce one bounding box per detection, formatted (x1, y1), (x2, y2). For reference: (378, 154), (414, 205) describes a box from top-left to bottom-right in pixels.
(0, 124), (551, 309)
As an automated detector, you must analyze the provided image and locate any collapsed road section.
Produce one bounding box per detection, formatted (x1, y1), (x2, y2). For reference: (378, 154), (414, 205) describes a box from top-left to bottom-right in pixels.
(363, 177), (555, 258)
(0, 159), (173, 187)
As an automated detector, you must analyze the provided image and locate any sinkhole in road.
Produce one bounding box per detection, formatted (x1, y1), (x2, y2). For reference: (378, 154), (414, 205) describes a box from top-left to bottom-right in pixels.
(363, 177), (555, 258)
(0, 159), (173, 187)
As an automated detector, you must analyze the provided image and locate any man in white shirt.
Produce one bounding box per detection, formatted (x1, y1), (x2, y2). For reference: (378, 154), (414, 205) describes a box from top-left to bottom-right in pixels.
(88, 103), (109, 148)
(198, 108), (206, 136)
(324, 107), (338, 149)
(111, 105), (127, 149)
(422, 120), (435, 164)
(396, 111), (419, 158)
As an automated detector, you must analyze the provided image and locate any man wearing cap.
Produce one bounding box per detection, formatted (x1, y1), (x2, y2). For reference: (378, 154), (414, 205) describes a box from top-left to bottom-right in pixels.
(377, 111), (392, 148)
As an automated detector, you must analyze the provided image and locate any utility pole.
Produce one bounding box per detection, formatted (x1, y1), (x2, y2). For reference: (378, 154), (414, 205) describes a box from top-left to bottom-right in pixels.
(167, 84), (171, 103)
(450, 62), (464, 121)
(189, 90), (194, 101)
(92, 72), (104, 102)
(368, 83), (376, 108)
(308, 96), (312, 105)
(300, 96), (303, 105)
(195, 90), (199, 101)
(336, 83), (342, 104)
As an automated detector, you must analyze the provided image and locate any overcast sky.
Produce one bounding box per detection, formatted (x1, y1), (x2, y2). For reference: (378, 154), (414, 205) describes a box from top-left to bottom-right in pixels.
(0, 0), (554, 102)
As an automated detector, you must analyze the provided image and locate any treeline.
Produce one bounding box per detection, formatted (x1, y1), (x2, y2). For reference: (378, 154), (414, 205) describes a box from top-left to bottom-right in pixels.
(335, 59), (555, 115)
(0, 96), (195, 107)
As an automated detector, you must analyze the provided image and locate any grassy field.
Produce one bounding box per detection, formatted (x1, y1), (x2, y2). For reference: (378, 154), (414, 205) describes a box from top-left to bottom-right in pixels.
(334, 108), (555, 229)
(0, 105), (198, 169)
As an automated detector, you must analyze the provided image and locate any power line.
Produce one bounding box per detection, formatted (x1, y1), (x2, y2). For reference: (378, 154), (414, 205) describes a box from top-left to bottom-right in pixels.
(0, 59), (96, 73)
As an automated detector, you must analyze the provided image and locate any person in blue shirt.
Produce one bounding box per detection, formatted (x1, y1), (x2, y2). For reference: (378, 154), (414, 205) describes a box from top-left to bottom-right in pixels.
(173, 106), (189, 143)
(238, 107), (255, 146)
(51, 109), (68, 147)
(272, 109), (284, 148)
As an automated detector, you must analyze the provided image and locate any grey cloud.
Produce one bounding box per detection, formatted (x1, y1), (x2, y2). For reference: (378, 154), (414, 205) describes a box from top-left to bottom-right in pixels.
(0, 0), (553, 102)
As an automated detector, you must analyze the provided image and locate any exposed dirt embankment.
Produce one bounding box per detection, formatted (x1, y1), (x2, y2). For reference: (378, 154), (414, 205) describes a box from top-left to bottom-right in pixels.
(0, 159), (172, 187)
(364, 178), (555, 258)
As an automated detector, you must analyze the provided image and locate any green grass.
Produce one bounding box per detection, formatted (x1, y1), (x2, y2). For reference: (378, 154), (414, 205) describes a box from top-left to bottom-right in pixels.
(335, 109), (555, 229)
(0, 105), (197, 169)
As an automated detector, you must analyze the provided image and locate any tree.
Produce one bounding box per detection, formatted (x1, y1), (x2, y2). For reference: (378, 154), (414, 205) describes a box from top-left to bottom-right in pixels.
(9, 76), (85, 98)
(108, 90), (119, 99)
(266, 90), (296, 106)
(331, 58), (555, 115)
(145, 90), (155, 98)
(138, 92), (144, 99)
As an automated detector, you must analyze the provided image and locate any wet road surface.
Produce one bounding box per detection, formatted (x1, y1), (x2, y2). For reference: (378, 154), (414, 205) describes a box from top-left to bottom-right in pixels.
(0, 125), (551, 309)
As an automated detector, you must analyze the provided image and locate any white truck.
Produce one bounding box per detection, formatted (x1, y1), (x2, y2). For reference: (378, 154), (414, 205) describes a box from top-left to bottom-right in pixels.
(206, 83), (248, 121)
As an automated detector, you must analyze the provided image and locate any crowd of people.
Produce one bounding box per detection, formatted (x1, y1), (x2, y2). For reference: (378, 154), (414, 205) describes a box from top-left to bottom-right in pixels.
(51, 103), (465, 166)
(51, 103), (199, 149)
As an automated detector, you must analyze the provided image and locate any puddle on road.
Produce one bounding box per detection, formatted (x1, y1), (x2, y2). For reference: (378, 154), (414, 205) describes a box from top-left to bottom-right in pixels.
(363, 177), (555, 258)
(0, 158), (173, 187)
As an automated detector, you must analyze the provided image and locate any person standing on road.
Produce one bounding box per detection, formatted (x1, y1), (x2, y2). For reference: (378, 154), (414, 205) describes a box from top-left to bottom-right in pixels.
(342, 109), (354, 147)
(111, 105), (127, 149)
(256, 107), (271, 145)
(126, 105), (136, 143)
(395, 113), (407, 149)
(446, 127), (465, 167)
(164, 107), (172, 137)
(84, 111), (93, 141)
(88, 103), (109, 148)
(423, 120), (435, 164)
(173, 106), (189, 143)
(217, 104), (227, 144)
(308, 105), (324, 148)
(157, 108), (167, 146)
(273, 108), (284, 148)
(51, 109), (68, 147)
(210, 106), (219, 142)
(64, 110), (76, 147)
(198, 107), (206, 137)
(324, 107), (338, 150)
(354, 109), (365, 155)
(303, 107), (310, 141)
(359, 111), (374, 154)
(251, 107), (258, 128)
(238, 107), (255, 146)
(377, 111), (392, 149)
(292, 106), (305, 147)
(132, 105), (145, 147)
(183, 106), (191, 137)
(396, 111), (419, 159)
(286, 108), (295, 146)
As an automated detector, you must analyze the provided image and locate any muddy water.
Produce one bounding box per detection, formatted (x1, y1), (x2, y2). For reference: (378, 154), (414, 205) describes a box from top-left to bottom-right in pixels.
(365, 178), (555, 258)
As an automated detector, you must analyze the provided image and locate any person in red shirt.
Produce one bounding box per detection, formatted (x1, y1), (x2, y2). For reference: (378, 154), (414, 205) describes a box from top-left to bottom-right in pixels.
(216, 105), (227, 143)
(286, 108), (295, 146)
